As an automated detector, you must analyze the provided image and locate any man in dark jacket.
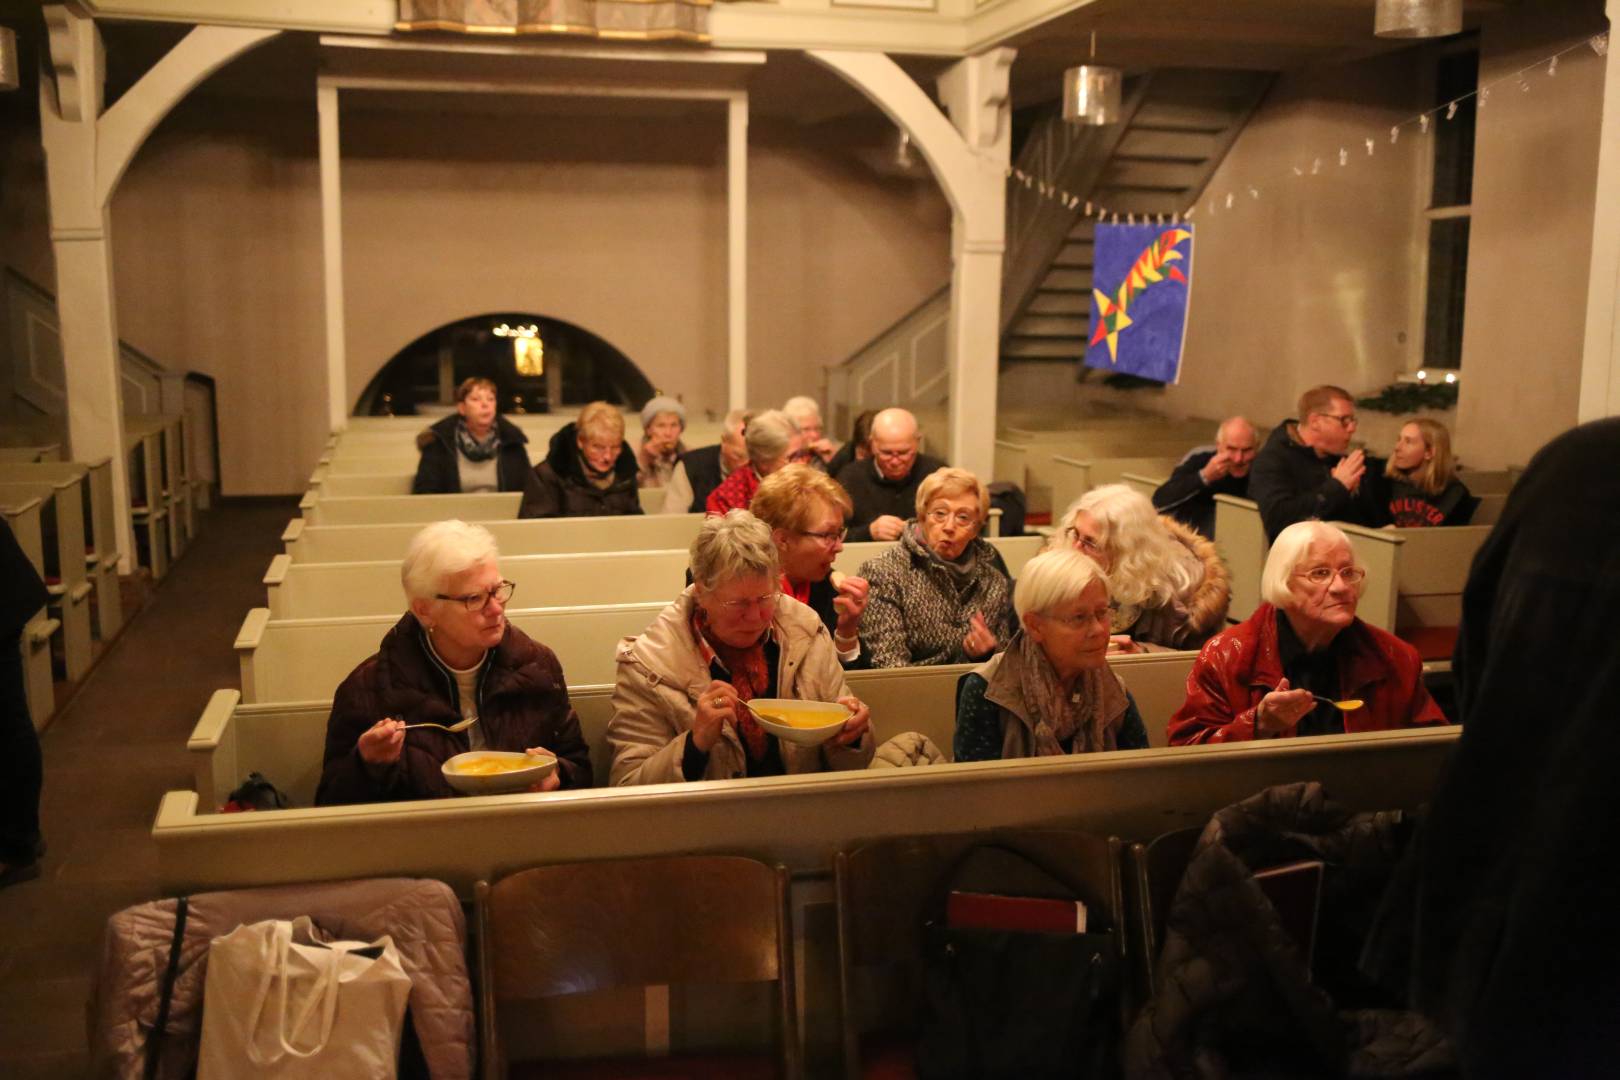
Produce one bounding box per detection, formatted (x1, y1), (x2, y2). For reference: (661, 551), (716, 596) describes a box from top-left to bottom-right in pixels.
(1248, 385), (1389, 541)
(835, 407), (946, 542)
(411, 377), (536, 495)
(661, 408), (748, 514)
(1152, 416), (1258, 539)
(1, 517), (48, 887)
(521, 402), (643, 518)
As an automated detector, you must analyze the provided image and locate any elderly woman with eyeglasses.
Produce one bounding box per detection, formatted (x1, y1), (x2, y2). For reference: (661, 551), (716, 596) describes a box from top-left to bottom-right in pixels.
(608, 510), (874, 786)
(1055, 484), (1230, 652)
(954, 548), (1148, 762)
(1166, 520), (1446, 745)
(749, 464), (869, 668)
(859, 467), (1016, 669)
(315, 520), (592, 805)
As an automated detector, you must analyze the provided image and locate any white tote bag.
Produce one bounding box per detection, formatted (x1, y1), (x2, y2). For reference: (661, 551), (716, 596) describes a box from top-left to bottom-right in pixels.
(197, 917), (412, 1079)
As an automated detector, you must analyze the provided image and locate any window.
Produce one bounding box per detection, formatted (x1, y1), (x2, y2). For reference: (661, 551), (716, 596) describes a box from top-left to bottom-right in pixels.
(1415, 45), (1478, 377)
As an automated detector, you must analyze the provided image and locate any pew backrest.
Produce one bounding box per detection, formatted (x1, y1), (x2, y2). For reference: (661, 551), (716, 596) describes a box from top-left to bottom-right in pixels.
(301, 491), (523, 526)
(1120, 470), (1169, 503)
(285, 513), (712, 562)
(1049, 456), (1183, 521)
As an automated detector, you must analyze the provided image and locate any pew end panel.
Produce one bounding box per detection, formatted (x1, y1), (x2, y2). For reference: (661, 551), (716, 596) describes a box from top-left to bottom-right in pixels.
(1334, 522), (1405, 633)
(234, 608), (273, 703)
(1213, 495), (1268, 624)
(1121, 470), (1169, 503)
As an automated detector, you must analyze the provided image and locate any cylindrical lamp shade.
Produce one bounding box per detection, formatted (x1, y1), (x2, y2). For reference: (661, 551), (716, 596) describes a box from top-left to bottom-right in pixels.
(1062, 65), (1122, 125)
(0, 28), (20, 93)
(1374, 0), (1462, 39)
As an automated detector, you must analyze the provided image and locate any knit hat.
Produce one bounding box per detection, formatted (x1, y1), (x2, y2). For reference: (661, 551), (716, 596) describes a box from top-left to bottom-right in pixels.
(641, 395), (686, 429)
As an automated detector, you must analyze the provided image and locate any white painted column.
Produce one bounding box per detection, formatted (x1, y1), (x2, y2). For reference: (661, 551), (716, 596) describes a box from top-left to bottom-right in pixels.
(727, 93), (749, 412)
(1579, 4), (1620, 420)
(318, 82), (350, 430)
(806, 49), (1012, 479)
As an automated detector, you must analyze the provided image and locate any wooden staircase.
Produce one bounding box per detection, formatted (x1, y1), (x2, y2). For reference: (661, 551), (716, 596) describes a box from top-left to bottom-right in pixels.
(1000, 69), (1274, 367)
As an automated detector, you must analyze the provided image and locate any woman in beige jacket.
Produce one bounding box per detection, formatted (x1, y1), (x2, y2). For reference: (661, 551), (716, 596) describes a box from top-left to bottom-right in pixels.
(608, 510), (875, 786)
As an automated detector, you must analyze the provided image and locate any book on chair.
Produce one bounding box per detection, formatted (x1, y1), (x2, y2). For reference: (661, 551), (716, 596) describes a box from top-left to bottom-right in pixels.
(945, 891), (1088, 934)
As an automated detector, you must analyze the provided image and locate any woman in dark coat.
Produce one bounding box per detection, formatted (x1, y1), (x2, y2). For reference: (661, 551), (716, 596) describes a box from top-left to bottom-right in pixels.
(1400, 418), (1620, 1077)
(0, 516), (48, 887)
(521, 401), (643, 518)
(411, 377), (535, 495)
(316, 519), (591, 805)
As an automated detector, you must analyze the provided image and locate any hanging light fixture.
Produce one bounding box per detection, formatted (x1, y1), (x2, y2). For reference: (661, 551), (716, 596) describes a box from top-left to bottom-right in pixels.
(1063, 31), (1122, 126)
(0, 28), (20, 93)
(1374, 0), (1462, 39)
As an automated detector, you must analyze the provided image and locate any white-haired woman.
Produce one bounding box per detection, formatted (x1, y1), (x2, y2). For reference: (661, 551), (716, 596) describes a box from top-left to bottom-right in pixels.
(860, 467), (1016, 668)
(704, 409), (807, 515)
(1056, 484), (1230, 650)
(954, 548), (1148, 761)
(608, 510), (873, 785)
(1167, 520), (1446, 744)
(782, 394), (836, 467)
(637, 394), (688, 489)
(315, 520), (592, 804)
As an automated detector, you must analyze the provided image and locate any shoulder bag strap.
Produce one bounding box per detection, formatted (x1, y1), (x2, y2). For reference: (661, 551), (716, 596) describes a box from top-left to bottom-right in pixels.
(142, 896), (189, 1080)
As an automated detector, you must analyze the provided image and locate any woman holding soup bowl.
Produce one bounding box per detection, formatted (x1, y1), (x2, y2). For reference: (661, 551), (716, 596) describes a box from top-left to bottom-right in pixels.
(954, 548), (1148, 761)
(315, 520), (592, 805)
(607, 510), (873, 785)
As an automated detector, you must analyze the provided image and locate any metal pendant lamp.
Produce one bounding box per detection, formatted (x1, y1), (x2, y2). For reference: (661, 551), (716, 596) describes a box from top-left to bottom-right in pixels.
(1063, 31), (1122, 126)
(1374, 0), (1463, 39)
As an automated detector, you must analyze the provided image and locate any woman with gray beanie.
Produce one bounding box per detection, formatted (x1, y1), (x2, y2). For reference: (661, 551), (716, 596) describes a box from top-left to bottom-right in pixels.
(637, 395), (687, 489)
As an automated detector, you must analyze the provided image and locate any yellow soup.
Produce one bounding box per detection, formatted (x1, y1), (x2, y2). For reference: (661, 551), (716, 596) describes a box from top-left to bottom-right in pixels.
(1338, 699), (1365, 711)
(751, 706), (841, 729)
(454, 756), (539, 776)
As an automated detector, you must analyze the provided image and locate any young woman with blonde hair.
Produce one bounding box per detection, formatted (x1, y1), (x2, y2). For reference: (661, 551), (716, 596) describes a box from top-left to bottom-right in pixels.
(1385, 418), (1476, 526)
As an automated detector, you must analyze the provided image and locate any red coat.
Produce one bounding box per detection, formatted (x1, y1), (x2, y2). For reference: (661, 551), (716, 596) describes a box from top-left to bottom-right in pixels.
(1166, 604), (1447, 745)
(705, 463), (761, 516)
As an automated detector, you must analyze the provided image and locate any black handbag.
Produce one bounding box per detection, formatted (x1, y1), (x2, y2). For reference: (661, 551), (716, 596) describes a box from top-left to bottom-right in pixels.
(914, 843), (1122, 1080)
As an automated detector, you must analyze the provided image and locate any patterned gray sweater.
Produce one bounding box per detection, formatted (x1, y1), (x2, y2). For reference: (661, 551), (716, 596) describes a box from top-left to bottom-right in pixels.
(858, 527), (1017, 669)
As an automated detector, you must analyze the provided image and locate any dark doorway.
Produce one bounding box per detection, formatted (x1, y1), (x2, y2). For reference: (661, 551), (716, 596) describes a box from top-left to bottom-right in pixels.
(354, 313), (655, 416)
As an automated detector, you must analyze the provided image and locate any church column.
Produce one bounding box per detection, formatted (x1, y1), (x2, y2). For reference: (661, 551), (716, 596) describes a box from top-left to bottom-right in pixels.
(40, 4), (278, 570)
(1579, 3), (1620, 420)
(806, 48), (1013, 478)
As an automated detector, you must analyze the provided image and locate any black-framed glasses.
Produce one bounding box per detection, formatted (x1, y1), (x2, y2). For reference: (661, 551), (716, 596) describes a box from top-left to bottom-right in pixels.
(797, 526), (848, 546)
(1314, 411), (1358, 429)
(1297, 566), (1366, 586)
(436, 580), (516, 611)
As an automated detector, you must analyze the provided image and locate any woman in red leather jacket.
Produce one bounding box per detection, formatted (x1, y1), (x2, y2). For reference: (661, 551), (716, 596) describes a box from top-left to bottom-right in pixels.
(1167, 520), (1447, 744)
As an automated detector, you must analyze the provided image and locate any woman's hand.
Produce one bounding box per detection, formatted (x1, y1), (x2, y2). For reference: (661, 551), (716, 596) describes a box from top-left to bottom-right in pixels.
(832, 575), (869, 640)
(523, 746), (563, 792)
(357, 718), (405, 766)
(963, 611), (998, 659)
(867, 514), (906, 542)
(831, 696), (871, 747)
(692, 680), (738, 753)
(1255, 678), (1316, 735)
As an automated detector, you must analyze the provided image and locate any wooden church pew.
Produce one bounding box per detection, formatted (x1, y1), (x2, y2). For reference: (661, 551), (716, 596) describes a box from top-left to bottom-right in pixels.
(262, 535), (1047, 619)
(1120, 470), (1169, 503)
(0, 476), (93, 681)
(1, 495), (59, 729)
(0, 458), (122, 641)
(124, 421), (169, 580)
(300, 490), (523, 527)
(1048, 455), (1184, 521)
(188, 651), (1200, 812)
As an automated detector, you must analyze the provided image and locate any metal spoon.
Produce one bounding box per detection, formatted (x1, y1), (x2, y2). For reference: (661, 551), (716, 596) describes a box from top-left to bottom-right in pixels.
(400, 716), (479, 733)
(1309, 694), (1363, 712)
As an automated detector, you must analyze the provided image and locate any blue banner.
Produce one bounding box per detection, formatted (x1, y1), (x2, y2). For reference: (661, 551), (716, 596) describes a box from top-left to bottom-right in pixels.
(1082, 223), (1194, 384)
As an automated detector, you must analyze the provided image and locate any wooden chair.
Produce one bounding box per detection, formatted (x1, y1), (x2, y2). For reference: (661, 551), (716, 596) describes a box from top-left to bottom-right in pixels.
(1125, 826), (1202, 1003)
(833, 828), (1125, 1079)
(476, 855), (798, 1080)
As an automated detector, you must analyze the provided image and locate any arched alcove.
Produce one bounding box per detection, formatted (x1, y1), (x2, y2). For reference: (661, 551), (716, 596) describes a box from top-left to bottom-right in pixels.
(353, 312), (656, 416)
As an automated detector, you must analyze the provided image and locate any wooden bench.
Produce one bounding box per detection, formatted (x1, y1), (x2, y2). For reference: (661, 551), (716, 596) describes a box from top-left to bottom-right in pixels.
(996, 436), (1214, 512)
(0, 444), (63, 463)
(0, 458), (123, 642)
(0, 477), (94, 681)
(1120, 470), (1169, 503)
(300, 491), (523, 527)
(188, 651), (1200, 813)
(1049, 455), (1183, 522)
(263, 536), (1047, 619)
(284, 513), (712, 562)
(1, 495), (59, 729)
(124, 419), (170, 579)
(235, 602), (668, 703)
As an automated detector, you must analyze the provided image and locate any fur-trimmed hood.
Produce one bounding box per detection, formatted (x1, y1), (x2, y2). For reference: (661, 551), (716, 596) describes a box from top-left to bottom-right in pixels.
(1160, 514), (1232, 639)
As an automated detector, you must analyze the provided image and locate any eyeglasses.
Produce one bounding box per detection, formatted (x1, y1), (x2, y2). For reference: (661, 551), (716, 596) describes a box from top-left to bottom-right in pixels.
(797, 527), (848, 546)
(715, 590), (780, 613)
(1042, 602), (1118, 629)
(436, 580), (516, 611)
(926, 508), (978, 528)
(874, 446), (917, 460)
(1314, 411), (1358, 429)
(1064, 529), (1105, 559)
(1297, 566), (1367, 586)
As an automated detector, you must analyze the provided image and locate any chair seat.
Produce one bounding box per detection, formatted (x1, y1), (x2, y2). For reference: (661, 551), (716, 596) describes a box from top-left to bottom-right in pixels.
(510, 1050), (779, 1080)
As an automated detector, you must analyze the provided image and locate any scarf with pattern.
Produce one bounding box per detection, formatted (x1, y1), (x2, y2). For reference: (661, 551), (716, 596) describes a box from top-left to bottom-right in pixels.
(690, 605), (771, 759)
(1013, 629), (1129, 755)
(454, 419), (500, 462)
